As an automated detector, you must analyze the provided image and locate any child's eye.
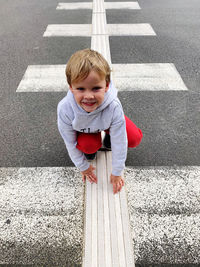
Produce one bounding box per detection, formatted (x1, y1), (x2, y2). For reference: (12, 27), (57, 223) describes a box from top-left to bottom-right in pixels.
(93, 87), (101, 91)
(77, 87), (84, 91)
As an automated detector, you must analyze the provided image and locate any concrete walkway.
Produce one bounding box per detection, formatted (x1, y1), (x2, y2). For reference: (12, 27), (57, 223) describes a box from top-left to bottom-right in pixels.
(0, 165), (200, 265)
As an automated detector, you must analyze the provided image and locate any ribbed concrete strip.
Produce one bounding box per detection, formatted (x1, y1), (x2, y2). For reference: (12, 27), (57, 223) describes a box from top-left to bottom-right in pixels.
(92, 0), (111, 65)
(91, 35), (111, 64)
(92, 13), (107, 35)
(83, 152), (135, 267)
(106, 152), (135, 267)
(57, 2), (141, 10)
(17, 63), (188, 92)
(93, 0), (105, 13)
(0, 167), (84, 266)
(125, 166), (200, 264)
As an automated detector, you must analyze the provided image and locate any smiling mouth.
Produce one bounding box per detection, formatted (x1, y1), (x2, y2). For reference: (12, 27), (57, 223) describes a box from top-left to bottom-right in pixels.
(82, 102), (96, 106)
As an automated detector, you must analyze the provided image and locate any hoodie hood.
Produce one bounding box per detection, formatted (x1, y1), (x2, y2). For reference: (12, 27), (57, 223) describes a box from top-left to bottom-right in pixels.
(67, 80), (118, 116)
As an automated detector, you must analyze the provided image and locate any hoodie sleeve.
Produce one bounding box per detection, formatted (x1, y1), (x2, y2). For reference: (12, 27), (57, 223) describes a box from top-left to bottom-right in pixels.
(57, 104), (90, 172)
(109, 104), (128, 176)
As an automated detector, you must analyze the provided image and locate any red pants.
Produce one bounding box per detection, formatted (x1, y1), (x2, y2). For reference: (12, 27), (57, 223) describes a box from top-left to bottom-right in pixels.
(76, 115), (143, 154)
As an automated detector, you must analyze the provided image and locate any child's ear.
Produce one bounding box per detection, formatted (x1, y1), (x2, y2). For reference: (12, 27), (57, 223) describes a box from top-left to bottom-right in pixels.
(69, 84), (73, 91)
(105, 82), (110, 92)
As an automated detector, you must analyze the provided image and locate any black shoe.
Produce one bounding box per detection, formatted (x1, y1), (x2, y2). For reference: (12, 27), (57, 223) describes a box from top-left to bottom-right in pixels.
(103, 134), (111, 150)
(84, 152), (97, 161)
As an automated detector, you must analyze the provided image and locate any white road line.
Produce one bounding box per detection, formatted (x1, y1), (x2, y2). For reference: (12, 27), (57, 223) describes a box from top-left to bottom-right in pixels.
(43, 23), (155, 37)
(16, 65), (67, 92)
(105, 2), (140, 9)
(112, 63), (188, 91)
(57, 2), (141, 10)
(43, 24), (91, 37)
(17, 63), (187, 92)
(57, 2), (92, 10)
(108, 23), (156, 36)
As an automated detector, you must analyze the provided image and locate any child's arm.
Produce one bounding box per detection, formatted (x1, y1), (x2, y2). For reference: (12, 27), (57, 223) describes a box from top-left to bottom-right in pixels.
(109, 106), (127, 177)
(108, 105), (127, 194)
(57, 106), (90, 172)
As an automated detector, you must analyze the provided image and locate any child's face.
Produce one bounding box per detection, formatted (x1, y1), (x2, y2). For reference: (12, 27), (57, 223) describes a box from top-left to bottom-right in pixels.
(69, 70), (109, 113)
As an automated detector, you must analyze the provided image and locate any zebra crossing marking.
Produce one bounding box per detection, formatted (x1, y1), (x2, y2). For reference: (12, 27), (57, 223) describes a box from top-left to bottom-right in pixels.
(43, 23), (156, 37)
(16, 65), (66, 92)
(43, 24), (91, 37)
(17, 64), (187, 92)
(113, 63), (188, 91)
(57, 2), (141, 10)
(5, 0), (196, 264)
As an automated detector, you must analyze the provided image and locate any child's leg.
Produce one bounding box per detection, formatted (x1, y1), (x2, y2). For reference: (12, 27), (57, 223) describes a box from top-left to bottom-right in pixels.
(125, 115), (143, 148)
(76, 132), (102, 154)
(104, 115), (143, 148)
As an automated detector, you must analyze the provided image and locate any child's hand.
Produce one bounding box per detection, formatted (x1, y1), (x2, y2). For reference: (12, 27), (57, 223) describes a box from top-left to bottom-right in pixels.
(81, 164), (97, 184)
(110, 174), (124, 194)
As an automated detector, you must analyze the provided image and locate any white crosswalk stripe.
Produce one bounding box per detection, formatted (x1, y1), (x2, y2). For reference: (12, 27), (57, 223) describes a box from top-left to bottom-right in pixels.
(43, 24), (92, 37)
(17, 63), (187, 92)
(113, 63), (188, 91)
(17, 0), (188, 93)
(43, 23), (156, 37)
(57, 2), (141, 10)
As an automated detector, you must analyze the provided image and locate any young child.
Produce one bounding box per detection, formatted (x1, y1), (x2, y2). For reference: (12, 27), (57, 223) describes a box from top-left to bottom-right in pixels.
(57, 49), (143, 194)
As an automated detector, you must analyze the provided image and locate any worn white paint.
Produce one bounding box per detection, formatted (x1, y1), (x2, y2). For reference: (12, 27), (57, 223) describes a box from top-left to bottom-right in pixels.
(16, 65), (68, 92)
(108, 23), (156, 36)
(57, 2), (141, 10)
(17, 63), (188, 92)
(105, 2), (140, 9)
(43, 24), (92, 37)
(57, 2), (92, 10)
(43, 23), (155, 37)
(112, 63), (188, 91)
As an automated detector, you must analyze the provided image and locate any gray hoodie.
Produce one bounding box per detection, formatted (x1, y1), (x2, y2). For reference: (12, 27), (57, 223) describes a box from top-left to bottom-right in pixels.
(57, 81), (127, 176)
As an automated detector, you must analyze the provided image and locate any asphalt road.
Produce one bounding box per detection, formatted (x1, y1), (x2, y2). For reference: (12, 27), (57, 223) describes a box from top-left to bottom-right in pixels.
(0, 0), (200, 168)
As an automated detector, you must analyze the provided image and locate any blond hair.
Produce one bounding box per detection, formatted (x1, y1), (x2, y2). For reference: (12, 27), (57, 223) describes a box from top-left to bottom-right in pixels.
(66, 49), (111, 85)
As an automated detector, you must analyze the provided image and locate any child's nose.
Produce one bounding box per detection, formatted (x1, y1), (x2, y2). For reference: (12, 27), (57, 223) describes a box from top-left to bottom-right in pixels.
(84, 91), (94, 99)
